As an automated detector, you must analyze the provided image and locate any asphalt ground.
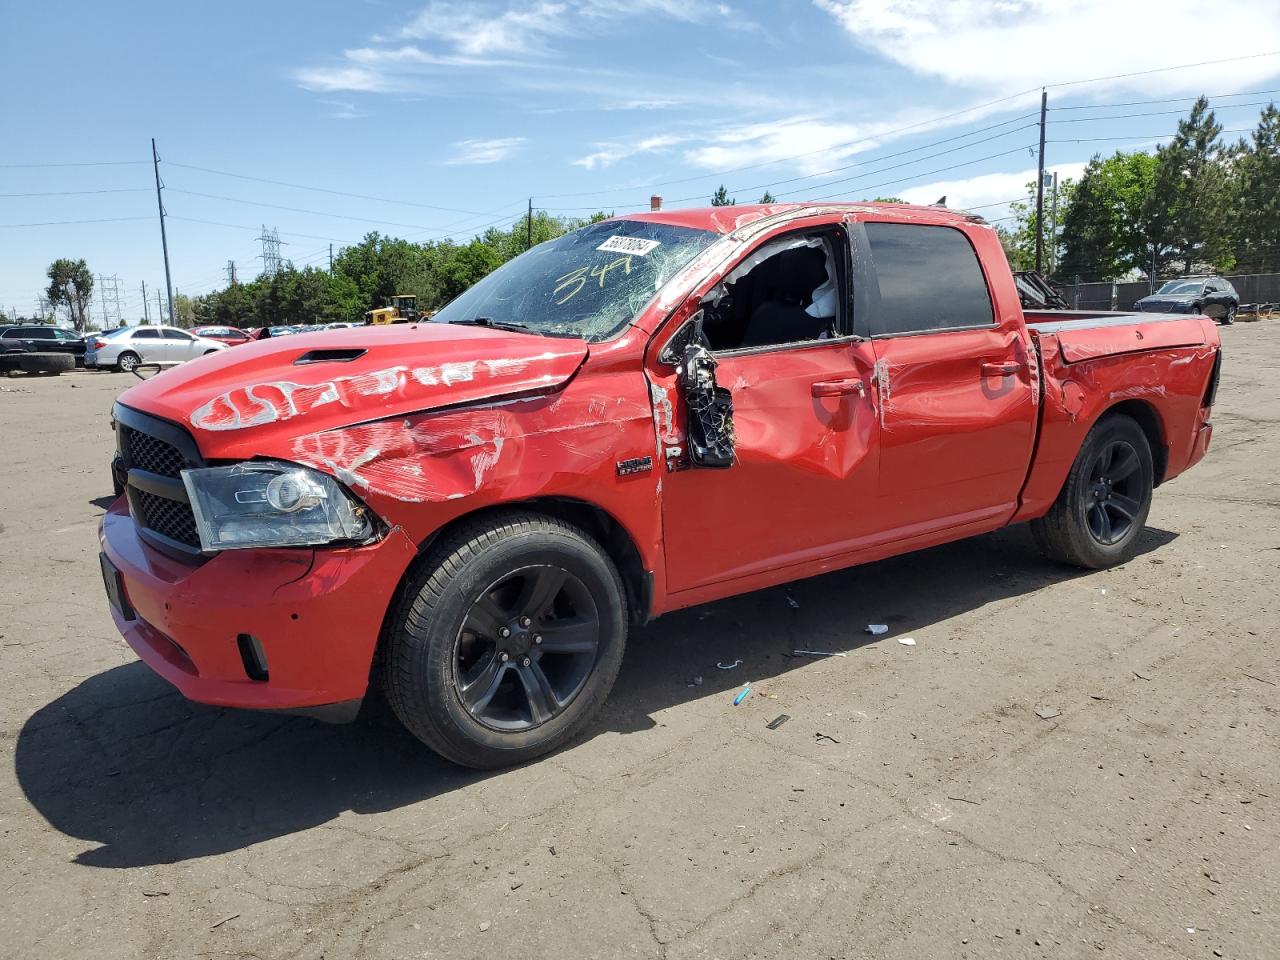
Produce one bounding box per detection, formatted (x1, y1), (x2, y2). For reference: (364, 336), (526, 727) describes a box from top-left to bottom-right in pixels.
(1, 322), (1276, 959)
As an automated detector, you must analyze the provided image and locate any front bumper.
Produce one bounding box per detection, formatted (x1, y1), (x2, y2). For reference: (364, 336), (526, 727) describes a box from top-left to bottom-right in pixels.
(99, 495), (417, 713)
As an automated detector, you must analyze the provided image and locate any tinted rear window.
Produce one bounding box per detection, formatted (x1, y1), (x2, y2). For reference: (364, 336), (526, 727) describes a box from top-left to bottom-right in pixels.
(866, 222), (994, 336)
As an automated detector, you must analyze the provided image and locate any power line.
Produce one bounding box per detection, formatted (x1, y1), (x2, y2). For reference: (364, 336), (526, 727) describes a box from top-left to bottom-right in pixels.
(167, 187), (455, 232)
(546, 115), (1041, 210)
(1046, 125), (1255, 144)
(794, 144), (1039, 203)
(1042, 49), (1280, 90)
(0, 188), (150, 198)
(678, 123), (1040, 205)
(0, 215), (151, 228)
(165, 161), (497, 216)
(1049, 100), (1275, 124)
(0, 160), (149, 169)
(169, 215), (354, 244)
(1049, 88), (1280, 110)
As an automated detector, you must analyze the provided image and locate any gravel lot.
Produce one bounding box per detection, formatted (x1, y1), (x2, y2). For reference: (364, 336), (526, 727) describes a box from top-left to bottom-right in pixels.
(2, 324), (1277, 960)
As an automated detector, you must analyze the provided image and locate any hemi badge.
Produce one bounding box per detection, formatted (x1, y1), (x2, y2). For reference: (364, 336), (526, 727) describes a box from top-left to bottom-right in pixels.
(616, 456), (653, 477)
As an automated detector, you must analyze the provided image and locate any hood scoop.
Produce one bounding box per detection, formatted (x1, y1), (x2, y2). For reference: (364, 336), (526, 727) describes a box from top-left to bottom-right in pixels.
(294, 348), (368, 365)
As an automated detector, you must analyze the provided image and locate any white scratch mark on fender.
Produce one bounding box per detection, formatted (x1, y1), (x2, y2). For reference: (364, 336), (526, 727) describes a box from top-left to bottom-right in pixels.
(871, 358), (891, 430)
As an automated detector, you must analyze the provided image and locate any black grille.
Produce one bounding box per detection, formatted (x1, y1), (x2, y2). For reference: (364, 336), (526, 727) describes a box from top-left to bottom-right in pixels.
(125, 428), (185, 478)
(136, 489), (201, 549)
(113, 403), (206, 560)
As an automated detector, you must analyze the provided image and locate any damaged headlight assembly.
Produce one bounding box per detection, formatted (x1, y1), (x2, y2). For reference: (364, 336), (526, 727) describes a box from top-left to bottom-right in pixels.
(181, 460), (375, 552)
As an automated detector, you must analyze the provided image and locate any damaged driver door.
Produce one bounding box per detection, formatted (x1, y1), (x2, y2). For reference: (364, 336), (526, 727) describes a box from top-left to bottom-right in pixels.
(648, 224), (881, 596)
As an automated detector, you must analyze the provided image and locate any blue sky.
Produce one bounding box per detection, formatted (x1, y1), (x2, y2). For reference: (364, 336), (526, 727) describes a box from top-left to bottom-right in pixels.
(3, 0), (1279, 322)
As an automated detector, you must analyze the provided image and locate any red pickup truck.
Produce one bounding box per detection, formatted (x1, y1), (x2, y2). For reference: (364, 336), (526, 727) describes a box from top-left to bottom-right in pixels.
(99, 203), (1221, 767)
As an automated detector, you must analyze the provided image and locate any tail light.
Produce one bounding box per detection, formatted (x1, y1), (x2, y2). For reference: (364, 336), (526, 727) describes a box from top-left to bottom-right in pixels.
(93, 339), (106, 349)
(1203, 349), (1222, 408)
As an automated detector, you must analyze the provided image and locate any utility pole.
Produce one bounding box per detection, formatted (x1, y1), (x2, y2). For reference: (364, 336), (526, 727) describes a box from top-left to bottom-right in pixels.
(141, 281), (150, 324)
(151, 138), (176, 329)
(328, 243), (334, 273)
(156, 289), (165, 325)
(1034, 88), (1047, 274)
(526, 197), (533, 251)
(1047, 172), (1059, 276)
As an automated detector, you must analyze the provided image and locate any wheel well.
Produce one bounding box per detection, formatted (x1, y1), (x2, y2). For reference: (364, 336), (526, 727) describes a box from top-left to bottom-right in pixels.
(415, 498), (653, 625)
(1103, 400), (1167, 486)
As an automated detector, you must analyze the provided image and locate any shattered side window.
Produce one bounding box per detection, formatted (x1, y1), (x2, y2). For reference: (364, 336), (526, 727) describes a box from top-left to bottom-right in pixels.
(431, 220), (720, 342)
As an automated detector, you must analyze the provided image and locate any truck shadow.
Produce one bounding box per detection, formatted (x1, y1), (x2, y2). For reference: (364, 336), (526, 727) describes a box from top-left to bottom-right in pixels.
(15, 523), (1175, 868)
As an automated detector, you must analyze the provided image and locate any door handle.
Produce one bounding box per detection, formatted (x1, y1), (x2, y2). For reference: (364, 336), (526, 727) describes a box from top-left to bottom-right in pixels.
(981, 361), (1022, 376)
(811, 378), (866, 398)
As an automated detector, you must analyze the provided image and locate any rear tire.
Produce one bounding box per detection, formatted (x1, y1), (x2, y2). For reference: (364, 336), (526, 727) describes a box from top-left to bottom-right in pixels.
(1221, 306), (1236, 325)
(384, 511), (628, 769)
(1030, 414), (1154, 569)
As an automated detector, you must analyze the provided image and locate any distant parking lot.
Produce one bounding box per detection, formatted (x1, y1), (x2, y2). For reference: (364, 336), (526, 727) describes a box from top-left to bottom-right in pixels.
(2, 324), (1278, 960)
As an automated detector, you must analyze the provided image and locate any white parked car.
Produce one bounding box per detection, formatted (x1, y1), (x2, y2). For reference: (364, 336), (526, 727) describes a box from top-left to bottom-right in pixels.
(86, 326), (230, 372)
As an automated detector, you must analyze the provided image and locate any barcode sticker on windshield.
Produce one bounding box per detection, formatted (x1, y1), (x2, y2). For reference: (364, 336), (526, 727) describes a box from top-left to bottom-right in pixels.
(597, 236), (661, 257)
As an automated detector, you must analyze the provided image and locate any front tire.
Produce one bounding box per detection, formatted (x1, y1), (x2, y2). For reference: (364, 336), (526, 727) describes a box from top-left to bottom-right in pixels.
(384, 511), (628, 768)
(1031, 414), (1154, 569)
(116, 351), (140, 373)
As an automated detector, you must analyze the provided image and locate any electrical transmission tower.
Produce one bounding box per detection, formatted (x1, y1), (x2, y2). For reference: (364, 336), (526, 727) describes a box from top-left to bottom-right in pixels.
(96, 274), (123, 328)
(257, 225), (286, 277)
(225, 260), (238, 285)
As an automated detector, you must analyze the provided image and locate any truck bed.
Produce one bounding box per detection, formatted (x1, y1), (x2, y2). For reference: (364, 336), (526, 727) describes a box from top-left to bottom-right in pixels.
(1024, 309), (1211, 363)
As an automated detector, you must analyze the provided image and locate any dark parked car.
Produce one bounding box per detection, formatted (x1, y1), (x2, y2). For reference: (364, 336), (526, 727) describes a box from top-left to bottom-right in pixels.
(1134, 277), (1238, 324)
(0, 324), (87, 365)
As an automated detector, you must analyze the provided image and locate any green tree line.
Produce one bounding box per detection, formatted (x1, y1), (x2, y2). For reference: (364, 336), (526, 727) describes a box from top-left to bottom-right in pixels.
(1001, 97), (1280, 281)
(186, 210), (608, 329)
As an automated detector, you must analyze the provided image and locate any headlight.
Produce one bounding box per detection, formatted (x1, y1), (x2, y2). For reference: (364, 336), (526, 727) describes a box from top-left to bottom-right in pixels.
(181, 460), (375, 552)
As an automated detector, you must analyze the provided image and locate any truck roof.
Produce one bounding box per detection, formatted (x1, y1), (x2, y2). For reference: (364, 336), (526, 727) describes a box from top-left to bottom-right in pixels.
(616, 201), (979, 235)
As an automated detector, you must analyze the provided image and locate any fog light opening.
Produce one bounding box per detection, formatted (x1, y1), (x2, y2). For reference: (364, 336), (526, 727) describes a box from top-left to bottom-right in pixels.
(236, 633), (270, 682)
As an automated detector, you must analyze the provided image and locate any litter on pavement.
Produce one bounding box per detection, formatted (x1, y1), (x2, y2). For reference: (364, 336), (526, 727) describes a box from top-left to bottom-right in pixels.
(865, 624), (889, 635)
(792, 649), (848, 658)
(733, 685), (751, 706)
(766, 714), (791, 730)
(898, 637), (917, 646)
(717, 659), (743, 670)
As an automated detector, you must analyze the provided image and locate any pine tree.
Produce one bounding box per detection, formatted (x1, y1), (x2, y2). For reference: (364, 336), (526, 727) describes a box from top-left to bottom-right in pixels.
(1144, 97), (1230, 274)
(1235, 103), (1280, 272)
(710, 185), (735, 206)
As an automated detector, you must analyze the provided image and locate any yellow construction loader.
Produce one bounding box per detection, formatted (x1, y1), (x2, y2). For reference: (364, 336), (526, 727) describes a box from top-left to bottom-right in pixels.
(365, 294), (419, 325)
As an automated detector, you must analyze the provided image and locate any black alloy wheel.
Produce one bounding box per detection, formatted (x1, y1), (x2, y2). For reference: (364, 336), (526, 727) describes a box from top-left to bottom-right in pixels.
(1030, 413), (1154, 569)
(453, 565), (600, 731)
(1083, 439), (1144, 546)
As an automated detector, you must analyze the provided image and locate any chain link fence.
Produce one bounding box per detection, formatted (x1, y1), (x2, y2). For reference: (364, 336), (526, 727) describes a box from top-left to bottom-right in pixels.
(1063, 273), (1280, 311)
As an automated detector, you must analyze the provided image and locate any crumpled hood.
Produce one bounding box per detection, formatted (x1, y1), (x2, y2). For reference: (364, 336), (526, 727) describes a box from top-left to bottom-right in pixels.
(118, 323), (588, 458)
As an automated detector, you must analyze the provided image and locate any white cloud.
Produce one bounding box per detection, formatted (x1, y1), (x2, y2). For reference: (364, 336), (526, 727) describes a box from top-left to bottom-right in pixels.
(895, 161), (1088, 221)
(814, 1), (1280, 96)
(294, 66), (394, 93)
(397, 2), (572, 56)
(300, 1), (744, 95)
(574, 134), (689, 169)
(682, 116), (875, 175)
(444, 137), (528, 165)
(320, 99), (367, 120)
